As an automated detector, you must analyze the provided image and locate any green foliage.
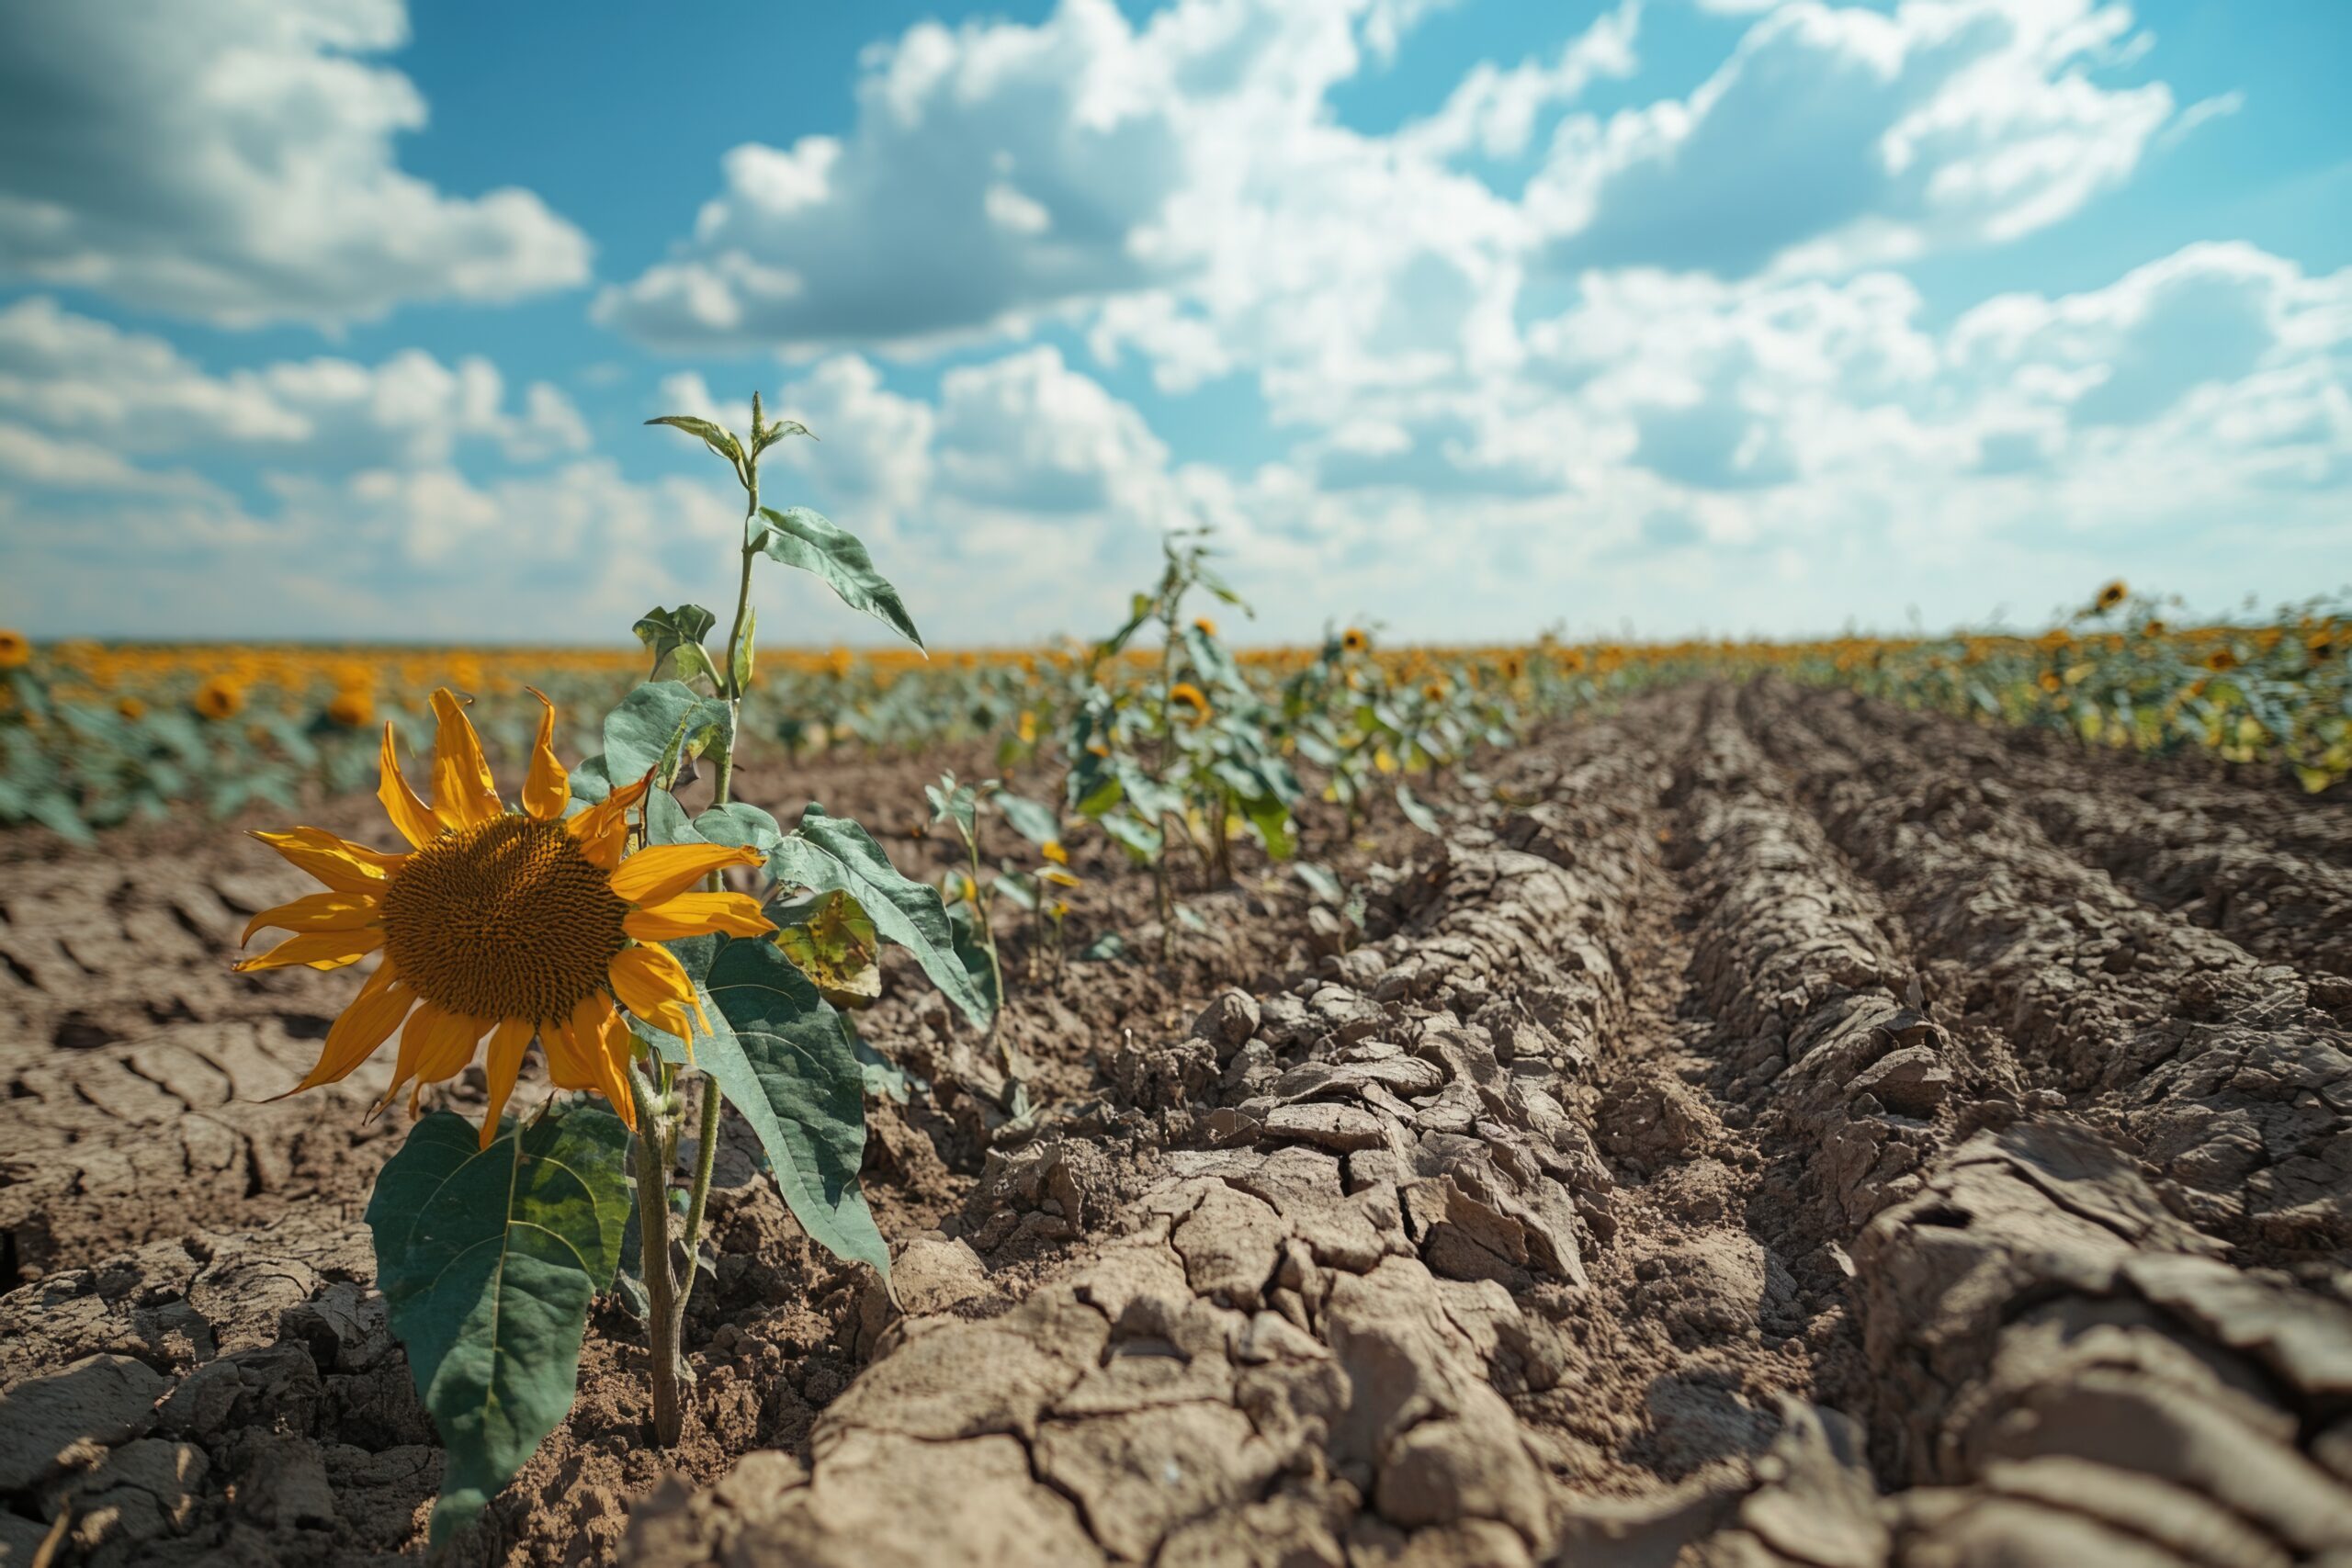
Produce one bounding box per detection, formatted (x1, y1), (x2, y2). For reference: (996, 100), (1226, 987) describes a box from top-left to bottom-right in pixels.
(636, 937), (890, 1276)
(753, 505), (924, 651)
(769, 805), (994, 1032)
(367, 1106), (630, 1548)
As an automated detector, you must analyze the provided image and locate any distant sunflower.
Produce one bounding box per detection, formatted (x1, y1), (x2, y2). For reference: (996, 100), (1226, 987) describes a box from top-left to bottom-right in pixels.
(326, 690), (373, 728)
(0, 629), (28, 671)
(238, 687), (772, 1146)
(2095, 580), (2127, 612)
(1170, 682), (1211, 723)
(1340, 627), (1369, 654)
(116, 695), (146, 721)
(2202, 647), (2238, 673)
(194, 676), (243, 720)
(1193, 616), (1218, 637)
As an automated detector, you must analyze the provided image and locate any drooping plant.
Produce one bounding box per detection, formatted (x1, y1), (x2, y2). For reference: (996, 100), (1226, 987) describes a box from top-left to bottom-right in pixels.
(232, 391), (984, 1546)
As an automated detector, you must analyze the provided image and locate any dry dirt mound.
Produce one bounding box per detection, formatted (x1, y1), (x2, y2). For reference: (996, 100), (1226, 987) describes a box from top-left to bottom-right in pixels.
(4, 682), (2350, 1566)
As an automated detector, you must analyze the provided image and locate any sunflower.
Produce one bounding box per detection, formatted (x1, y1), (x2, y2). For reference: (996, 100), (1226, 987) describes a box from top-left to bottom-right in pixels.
(1169, 682), (1211, 723)
(194, 675), (243, 721)
(237, 688), (772, 1146)
(2202, 647), (2238, 673)
(2095, 580), (2127, 612)
(326, 689), (373, 728)
(1340, 627), (1369, 654)
(1193, 616), (1218, 638)
(116, 695), (147, 721)
(0, 629), (28, 671)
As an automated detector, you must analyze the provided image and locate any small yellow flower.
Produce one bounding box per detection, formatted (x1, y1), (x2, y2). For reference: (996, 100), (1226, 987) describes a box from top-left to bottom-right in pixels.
(2203, 647), (2238, 672)
(0, 629), (28, 671)
(1046, 899), (1070, 920)
(1341, 627), (1369, 654)
(1170, 682), (1210, 723)
(2095, 580), (2127, 611)
(1422, 680), (1447, 702)
(194, 675), (243, 721)
(1041, 840), (1069, 865)
(326, 689), (373, 728)
(1040, 867), (1080, 888)
(1017, 710), (1038, 744)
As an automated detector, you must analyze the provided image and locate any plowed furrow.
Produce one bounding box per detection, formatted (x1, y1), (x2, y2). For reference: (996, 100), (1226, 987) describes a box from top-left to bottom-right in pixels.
(1742, 678), (2352, 1259)
(1836, 690), (2352, 977)
(1855, 1122), (2352, 1564)
(1670, 690), (1955, 1242)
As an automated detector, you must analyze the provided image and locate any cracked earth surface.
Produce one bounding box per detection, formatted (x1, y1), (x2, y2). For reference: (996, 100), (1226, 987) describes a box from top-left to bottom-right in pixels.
(5, 681), (2350, 1566)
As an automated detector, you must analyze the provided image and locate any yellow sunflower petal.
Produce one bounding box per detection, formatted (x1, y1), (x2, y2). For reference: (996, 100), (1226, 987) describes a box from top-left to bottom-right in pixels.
(609, 842), (765, 906)
(275, 963), (413, 1097)
(377, 1001), (451, 1114)
(250, 827), (405, 895)
(410, 1011), (492, 1111)
(240, 889), (379, 947)
(232, 927), (383, 974)
(623, 891), (775, 942)
(608, 942), (706, 1043)
(379, 722), (445, 848)
(540, 1014), (600, 1093)
(567, 772), (654, 870)
(571, 993), (639, 1129)
(522, 687), (570, 822)
(478, 1018), (537, 1149)
(429, 689), (502, 829)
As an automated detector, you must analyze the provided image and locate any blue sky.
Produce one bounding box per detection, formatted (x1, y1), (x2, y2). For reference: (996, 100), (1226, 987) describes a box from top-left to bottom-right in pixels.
(1, 0), (2346, 646)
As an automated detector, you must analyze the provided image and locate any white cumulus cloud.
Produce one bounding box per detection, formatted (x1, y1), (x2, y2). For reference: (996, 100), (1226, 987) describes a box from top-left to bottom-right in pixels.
(0, 0), (591, 326)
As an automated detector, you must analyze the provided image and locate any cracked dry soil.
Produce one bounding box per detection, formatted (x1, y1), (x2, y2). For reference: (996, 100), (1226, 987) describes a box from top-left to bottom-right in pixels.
(4, 680), (2351, 1567)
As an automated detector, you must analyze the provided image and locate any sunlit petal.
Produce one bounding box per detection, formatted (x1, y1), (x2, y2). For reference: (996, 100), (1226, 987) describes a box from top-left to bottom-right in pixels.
(522, 687), (570, 822)
(624, 891), (774, 942)
(379, 722), (445, 848)
(610, 843), (766, 906)
(429, 688), (503, 829)
(232, 927), (382, 974)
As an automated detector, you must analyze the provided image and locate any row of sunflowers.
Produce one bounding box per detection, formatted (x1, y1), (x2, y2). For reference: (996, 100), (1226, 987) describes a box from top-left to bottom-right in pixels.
(2, 580), (2345, 840)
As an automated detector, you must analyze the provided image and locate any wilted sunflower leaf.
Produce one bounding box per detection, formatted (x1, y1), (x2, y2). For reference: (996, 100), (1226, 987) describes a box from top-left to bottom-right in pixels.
(632, 605), (721, 687)
(753, 505), (924, 651)
(773, 887), (883, 1006)
(367, 1105), (630, 1549)
(752, 416), (813, 457)
(646, 414), (744, 470)
(768, 806), (992, 1032)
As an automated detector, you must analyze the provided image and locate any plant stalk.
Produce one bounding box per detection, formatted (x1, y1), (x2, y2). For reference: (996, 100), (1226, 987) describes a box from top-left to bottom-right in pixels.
(628, 1065), (686, 1447)
(675, 1076), (723, 1316)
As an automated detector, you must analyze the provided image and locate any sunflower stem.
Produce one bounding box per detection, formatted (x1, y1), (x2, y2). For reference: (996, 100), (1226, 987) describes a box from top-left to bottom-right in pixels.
(628, 1063), (687, 1448)
(675, 1074), (723, 1317)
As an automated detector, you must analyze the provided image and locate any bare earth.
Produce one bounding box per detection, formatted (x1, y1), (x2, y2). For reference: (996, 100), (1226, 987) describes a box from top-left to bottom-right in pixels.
(4, 679), (2350, 1567)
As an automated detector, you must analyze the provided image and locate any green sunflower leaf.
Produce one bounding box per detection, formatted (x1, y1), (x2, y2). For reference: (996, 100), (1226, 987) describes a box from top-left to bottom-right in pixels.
(367, 1105), (630, 1550)
(753, 505), (924, 651)
(664, 938), (889, 1276)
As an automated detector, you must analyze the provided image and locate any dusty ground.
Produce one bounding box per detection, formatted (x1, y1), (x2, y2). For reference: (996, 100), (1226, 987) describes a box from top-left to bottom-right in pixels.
(4, 680), (2350, 1567)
